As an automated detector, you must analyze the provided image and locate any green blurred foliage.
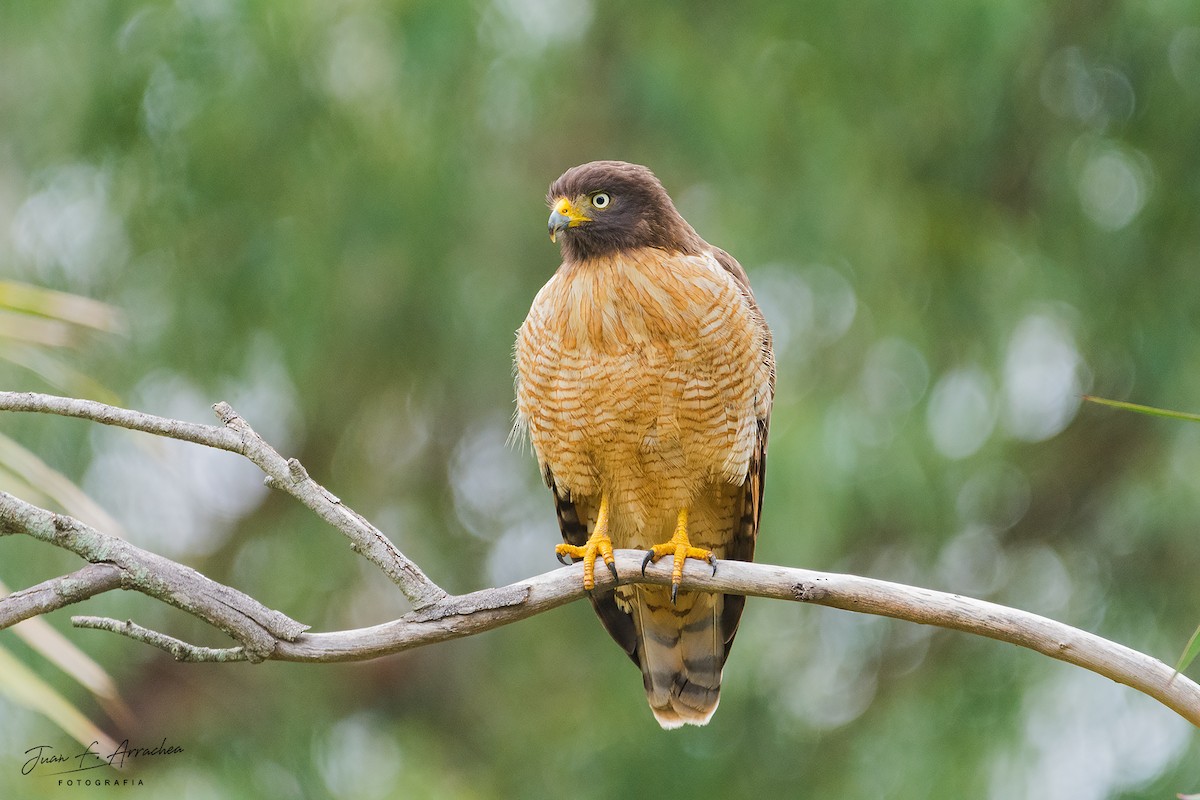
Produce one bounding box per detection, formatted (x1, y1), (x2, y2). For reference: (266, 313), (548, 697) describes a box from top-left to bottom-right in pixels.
(3, 0), (1200, 797)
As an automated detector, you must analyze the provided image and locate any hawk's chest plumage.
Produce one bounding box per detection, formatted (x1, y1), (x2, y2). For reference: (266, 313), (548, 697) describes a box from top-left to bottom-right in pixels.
(515, 246), (771, 544)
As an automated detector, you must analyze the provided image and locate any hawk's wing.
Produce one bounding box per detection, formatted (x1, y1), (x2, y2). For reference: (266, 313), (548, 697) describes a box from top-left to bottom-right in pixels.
(712, 246), (774, 659)
(718, 415), (769, 659)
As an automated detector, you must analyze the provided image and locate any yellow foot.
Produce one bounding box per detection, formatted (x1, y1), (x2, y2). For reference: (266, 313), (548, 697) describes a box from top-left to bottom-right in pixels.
(555, 494), (616, 591)
(640, 508), (717, 603)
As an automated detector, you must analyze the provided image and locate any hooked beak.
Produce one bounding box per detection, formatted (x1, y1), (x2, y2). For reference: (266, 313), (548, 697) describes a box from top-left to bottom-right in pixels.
(548, 197), (590, 242)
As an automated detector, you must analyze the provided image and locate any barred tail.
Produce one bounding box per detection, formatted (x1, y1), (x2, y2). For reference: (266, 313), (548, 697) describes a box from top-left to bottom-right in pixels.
(633, 586), (724, 729)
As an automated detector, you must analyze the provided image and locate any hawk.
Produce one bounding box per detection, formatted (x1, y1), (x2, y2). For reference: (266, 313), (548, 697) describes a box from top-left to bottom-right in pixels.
(514, 161), (774, 728)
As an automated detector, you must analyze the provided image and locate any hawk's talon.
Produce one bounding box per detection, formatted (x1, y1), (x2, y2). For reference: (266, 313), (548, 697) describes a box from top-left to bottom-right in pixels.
(556, 551), (572, 567)
(642, 508), (715, 604)
(554, 494), (613, 591)
(555, 537), (615, 590)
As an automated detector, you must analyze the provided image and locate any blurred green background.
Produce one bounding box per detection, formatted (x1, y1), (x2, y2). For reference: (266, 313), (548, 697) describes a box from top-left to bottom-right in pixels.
(3, 0), (1200, 797)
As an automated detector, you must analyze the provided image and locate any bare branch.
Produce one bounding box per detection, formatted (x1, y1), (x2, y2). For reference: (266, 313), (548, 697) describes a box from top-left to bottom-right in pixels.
(30, 541), (1195, 732)
(0, 391), (447, 610)
(212, 403), (447, 610)
(3, 390), (1198, 730)
(0, 563), (123, 628)
(0, 391), (243, 449)
(0, 490), (306, 661)
(71, 617), (247, 663)
(257, 551), (1200, 728)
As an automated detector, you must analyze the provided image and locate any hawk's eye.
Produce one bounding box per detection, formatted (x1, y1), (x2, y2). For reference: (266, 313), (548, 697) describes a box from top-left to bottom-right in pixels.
(591, 192), (611, 209)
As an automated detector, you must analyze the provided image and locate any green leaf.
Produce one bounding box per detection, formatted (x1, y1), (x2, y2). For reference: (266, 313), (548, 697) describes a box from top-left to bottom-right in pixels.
(1088, 394), (1200, 681)
(0, 646), (120, 758)
(3, 606), (135, 730)
(0, 434), (125, 535)
(1174, 620), (1200, 676)
(0, 280), (125, 333)
(1082, 395), (1200, 424)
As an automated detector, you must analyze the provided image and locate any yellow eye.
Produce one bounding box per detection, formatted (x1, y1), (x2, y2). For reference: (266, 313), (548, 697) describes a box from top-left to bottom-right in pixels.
(591, 192), (611, 209)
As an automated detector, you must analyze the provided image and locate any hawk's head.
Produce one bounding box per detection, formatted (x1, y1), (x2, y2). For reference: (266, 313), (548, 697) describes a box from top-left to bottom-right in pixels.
(546, 161), (703, 262)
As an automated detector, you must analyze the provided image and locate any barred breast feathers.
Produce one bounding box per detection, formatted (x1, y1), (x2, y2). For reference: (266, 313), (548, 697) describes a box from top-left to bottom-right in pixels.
(514, 247), (772, 500)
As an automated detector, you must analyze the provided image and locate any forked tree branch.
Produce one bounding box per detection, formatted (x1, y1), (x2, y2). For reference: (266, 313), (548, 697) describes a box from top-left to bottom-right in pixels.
(0, 392), (446, 610)
(1, 391), (1198, 727)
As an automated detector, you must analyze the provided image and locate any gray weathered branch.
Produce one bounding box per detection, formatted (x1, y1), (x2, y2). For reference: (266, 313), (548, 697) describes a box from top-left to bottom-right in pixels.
(0, 562), (122, 628)
(0, 391), (446, 610)
(265, 553), (1200, 729)
(71, 616), (247, 663)
(0, 489), (307, 662)
(2, 390), (1198, 729)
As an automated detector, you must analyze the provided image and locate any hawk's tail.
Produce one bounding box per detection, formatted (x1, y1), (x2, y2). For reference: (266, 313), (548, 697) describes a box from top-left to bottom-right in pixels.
(633, 585), (724, 729)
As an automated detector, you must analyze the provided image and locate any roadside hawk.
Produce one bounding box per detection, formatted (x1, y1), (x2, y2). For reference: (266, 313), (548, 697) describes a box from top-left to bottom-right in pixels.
(514, 161), (775, 728)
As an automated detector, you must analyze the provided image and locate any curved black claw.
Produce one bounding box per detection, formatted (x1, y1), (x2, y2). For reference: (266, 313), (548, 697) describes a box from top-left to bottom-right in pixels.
(670, 582), (679, 605)
(707, 553), (718, 576)
(556, 551), (572, 567)
(605, 558), (619, 581)
(640, 550), (655, 576)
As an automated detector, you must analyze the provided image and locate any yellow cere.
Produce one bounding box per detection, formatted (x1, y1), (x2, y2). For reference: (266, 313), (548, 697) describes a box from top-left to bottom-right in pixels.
(557, 197), (590, 225)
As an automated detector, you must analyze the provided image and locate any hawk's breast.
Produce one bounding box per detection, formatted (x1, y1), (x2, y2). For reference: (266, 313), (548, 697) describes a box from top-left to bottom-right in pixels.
(515, 246), (771, 533)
